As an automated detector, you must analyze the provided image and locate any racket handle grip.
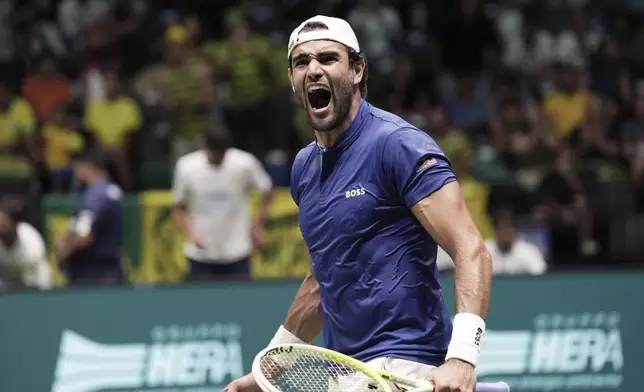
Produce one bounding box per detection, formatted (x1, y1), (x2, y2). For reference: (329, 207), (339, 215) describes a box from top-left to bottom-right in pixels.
(475, 381), (511, 392)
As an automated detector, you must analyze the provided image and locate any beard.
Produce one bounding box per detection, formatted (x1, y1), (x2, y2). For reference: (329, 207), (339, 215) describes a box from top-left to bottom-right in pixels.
(298, 75), (354, 133)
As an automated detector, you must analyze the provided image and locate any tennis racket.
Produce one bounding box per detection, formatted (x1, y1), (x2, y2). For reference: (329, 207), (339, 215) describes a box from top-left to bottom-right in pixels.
(252, 343), (510, 392)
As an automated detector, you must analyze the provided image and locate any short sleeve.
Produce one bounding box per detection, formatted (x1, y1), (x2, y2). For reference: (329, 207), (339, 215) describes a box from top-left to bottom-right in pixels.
(382, 128), (457, 208)
(172, 160), (190, 205)
(73, 186), (120, 236)
(247, 155), (272, 193)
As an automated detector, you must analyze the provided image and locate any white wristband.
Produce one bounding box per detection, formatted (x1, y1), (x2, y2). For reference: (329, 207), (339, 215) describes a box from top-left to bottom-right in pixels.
(269, 325), (306, 346)
(445, 313), (486, 367)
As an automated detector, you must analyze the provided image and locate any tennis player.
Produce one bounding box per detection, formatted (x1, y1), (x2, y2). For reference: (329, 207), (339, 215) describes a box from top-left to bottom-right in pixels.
(224, 15), (492, 392)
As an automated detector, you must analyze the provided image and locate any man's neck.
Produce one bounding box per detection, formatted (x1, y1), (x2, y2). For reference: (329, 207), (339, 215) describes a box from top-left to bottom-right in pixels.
(314, 94), (362, 149)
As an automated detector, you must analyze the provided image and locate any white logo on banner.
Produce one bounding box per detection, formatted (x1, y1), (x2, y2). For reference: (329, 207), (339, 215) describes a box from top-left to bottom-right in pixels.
(478, 312), (624, 391)
(52, 324), (244, 392)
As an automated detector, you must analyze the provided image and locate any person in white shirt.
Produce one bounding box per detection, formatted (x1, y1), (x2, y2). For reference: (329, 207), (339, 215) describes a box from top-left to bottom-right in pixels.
(172, 129), (273, 281)
(485, 209), (547, 275)
(0, 200), (53, 291)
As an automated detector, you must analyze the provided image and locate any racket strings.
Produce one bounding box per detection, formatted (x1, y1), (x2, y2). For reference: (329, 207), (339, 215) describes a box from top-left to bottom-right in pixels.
(261, 348), (388, 392)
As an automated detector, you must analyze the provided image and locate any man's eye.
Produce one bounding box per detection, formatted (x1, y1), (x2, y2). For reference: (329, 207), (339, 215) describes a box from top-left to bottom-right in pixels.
(319, 56), (337, 64)
(294, 59), (308, 67)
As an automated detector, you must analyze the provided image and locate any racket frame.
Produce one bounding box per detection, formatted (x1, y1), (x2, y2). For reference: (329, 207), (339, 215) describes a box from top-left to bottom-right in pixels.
(252, 343), (434, 392)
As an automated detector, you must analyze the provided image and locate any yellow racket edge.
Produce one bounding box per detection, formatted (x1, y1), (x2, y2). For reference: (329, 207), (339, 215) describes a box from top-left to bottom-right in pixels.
(252, 344), (392, 391)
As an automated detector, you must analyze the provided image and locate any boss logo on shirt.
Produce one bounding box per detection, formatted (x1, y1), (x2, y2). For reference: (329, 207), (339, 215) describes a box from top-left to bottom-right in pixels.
(345, 187), (366, 198)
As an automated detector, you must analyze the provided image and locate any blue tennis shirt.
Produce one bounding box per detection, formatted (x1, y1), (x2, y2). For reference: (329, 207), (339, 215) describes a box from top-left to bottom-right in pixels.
(290, 100), (457, 366)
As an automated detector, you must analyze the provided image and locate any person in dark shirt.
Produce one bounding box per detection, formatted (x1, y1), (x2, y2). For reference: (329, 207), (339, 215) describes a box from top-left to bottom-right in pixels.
(534, 147), (597, 266)
(55, 149), (124, 286)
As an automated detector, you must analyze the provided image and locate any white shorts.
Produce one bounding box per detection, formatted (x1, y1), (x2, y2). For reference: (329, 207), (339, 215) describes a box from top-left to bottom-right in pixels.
(332, 357), (436, 392)
(367, 357), (436, 379)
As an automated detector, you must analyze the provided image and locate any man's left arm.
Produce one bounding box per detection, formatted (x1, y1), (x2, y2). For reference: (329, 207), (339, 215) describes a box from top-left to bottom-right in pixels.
(411, 182), (492, 318)
(383, 128), (492, 392)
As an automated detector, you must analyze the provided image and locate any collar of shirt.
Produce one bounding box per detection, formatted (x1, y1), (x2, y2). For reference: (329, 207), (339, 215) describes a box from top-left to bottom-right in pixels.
(316, 99), (369, 155)
(86, 179), (108, 192)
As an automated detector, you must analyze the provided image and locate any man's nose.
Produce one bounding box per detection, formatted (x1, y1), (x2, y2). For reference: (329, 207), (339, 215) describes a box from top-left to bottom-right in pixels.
(306, 59), (324, 81)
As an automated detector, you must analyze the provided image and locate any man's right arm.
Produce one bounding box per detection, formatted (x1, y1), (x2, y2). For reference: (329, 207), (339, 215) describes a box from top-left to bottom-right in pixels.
(280, 269), (322, 343)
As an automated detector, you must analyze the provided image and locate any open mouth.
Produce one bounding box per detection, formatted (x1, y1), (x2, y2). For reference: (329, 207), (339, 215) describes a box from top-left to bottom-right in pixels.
(307, 86), (332, 110)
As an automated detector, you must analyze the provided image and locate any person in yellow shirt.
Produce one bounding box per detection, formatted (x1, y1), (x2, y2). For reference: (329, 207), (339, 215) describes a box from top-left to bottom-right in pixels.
(201, 10), (278, 160)
(426, 105), (495, 239)
(38, 105), (84, 192)
(543, 62), (589, 137)
(84, 71), (142, 191)
(0, 83), (37, 177)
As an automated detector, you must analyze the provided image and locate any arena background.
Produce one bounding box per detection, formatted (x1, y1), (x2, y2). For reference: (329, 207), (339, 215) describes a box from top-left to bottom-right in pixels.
(1, 0), (643, 391)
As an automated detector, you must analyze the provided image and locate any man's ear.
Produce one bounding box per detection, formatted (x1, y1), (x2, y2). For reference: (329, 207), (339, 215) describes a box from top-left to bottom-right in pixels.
(353, 59), (366, 87)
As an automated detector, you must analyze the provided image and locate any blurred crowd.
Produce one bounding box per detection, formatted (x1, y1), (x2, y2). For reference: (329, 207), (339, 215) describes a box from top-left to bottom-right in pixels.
(2, 0), (644, 289)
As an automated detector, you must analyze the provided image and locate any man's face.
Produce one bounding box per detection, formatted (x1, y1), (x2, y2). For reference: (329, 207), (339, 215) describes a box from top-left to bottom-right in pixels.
(288, 39), (363, 132)
(0, 211), (16, 247)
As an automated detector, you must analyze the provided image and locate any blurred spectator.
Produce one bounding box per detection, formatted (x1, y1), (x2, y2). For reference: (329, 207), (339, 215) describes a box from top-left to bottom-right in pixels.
(202, 10), (279, 161)
(492, 99), (558, 190)
(620, 88), (644, 160)
(625, 90), (644, 203)
(161, 24), (213, 158)
(429, 106), (495, 240)
(0, 82), (36, 177)
(543, 62), (589, 138)
(568, 96), (624, 181)
(21, 55), (71, 120)
(37, 105), (85, 192)
(172, 129), (273, 281)
(0, 198), (53, 291)
(485, 209), (547, 275)
(443, 71), (490, 138)
(55, 150), (124, 286)
(439, 0), (500, 73)
(84, 70), (141, 190)
(534, 146), (598, 266)
(589, 37), (629, 105)
(347, 0), (402, 100)
(427, 104), (472, 166)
